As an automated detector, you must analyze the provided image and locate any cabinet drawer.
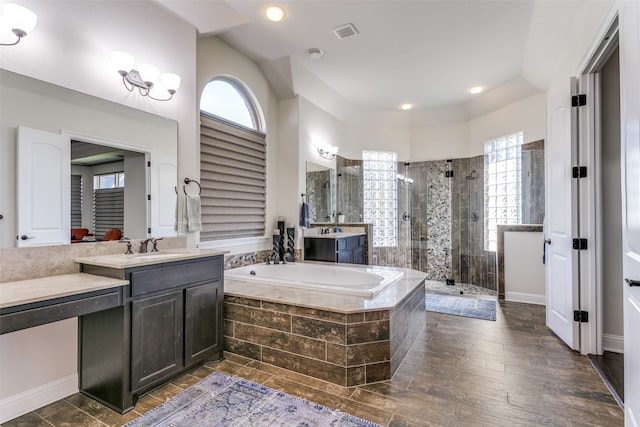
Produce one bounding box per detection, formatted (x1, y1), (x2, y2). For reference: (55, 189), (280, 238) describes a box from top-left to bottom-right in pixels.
(130, 258), (222, 297)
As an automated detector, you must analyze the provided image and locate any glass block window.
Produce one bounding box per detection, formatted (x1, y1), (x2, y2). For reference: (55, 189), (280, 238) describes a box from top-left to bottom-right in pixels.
(484, 132), (523, 251)
(363, 150), (398, 247)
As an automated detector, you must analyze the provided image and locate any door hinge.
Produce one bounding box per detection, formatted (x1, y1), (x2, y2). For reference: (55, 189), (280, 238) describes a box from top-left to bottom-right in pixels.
(445, 170), (454, 178)
(572, 238), (588, 250)
(574, 310), (589, 323)
(572, 166), (587, 178)
(147, 194), (151, 201)
(148, 227), (151, 234)
(571, 94), (587, 107)
(147, 161), (151, 167)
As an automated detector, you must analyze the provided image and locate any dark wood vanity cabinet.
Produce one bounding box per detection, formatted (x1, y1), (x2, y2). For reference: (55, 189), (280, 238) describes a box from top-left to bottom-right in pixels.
(304, 235), (366, 264)
(78, 255), (224, 413)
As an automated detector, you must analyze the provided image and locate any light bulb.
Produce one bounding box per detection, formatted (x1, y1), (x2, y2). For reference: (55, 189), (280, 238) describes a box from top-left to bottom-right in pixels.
(160, 73), (181, 94)
(265, 5), (285, 22)
(138, 64), (159, 86)
(2, 3), (37, 37)
(111, 51), (134, 75)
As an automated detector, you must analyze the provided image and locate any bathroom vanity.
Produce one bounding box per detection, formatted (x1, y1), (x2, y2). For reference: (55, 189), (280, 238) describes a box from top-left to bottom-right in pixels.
(304, 233), (366, 264)
(74, 249), (225, 413)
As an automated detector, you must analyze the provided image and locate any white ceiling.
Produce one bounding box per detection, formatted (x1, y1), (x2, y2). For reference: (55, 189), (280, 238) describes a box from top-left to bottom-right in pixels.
(158, 0), (582, 113)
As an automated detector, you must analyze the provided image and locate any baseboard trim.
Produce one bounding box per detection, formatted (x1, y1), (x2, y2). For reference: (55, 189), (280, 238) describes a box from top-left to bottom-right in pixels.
(0, 374), (78, 424)
(603, 334), (624, 354)
(504, 291), (546, 306)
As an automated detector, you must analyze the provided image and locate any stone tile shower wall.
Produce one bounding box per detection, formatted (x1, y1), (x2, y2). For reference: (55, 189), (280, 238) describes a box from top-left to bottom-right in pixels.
(408, 160), (452, 281)
(450, 156), (496, 289)
(521, 140), (545, 224)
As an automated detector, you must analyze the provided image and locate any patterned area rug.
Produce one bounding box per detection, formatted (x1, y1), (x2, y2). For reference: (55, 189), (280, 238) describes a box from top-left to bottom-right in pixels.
(425, 293), (497, 321)
(124, 371), (381, 427)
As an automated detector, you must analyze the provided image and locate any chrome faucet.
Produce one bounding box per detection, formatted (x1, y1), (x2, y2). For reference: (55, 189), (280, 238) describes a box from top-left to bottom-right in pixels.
(139, 238), (152, 253)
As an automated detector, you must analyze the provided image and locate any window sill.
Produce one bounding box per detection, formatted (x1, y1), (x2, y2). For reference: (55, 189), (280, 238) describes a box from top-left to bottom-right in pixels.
(198, 236), (271, 255)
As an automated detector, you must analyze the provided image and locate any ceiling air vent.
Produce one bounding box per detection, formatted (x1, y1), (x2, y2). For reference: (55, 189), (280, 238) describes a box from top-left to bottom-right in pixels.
(332, 23), (359, 40)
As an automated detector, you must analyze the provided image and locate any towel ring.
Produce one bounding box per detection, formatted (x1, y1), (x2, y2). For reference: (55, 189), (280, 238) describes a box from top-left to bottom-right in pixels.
(183, 178), (202, 195)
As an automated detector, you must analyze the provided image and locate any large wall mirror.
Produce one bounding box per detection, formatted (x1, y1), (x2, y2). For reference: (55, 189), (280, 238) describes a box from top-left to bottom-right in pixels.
(0, 70), (178, 248)
(305, 161), (336, 223)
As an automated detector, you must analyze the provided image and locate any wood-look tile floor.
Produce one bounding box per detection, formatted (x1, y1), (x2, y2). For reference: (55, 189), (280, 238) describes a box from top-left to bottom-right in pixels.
(2, 299), (623, 427)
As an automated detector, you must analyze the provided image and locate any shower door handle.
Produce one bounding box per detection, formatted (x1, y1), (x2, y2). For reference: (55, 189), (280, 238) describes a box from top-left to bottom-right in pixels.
(626, 279), (640, 287)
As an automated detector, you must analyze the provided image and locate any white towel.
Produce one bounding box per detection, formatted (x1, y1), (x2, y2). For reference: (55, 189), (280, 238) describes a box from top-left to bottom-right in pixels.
(185, 193), (202, 232)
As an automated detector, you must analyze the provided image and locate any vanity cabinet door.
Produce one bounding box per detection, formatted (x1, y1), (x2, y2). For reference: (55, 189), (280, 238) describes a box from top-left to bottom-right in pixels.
(184, 280), (223, 365)
(352, 246), (365, 265)
(131, 291), (184, 392)
(337, 250), (353, 264)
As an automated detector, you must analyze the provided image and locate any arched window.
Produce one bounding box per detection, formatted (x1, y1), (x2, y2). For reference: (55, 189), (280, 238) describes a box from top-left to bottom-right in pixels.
(200, 77), (262, 131)
(198, 77), (266, 241)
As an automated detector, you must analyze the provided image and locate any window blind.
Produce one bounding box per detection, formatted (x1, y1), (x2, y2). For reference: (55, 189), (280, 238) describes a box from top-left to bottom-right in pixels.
(93, 187), (124, 239)
(200, 113), (266, 240)
(71, 174), (82, 228)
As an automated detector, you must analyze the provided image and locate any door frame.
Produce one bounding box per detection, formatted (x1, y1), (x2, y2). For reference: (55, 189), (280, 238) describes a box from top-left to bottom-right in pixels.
(575, 13), (620, 356)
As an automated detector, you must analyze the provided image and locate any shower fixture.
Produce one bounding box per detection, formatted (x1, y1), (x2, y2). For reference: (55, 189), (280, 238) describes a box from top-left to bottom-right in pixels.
(466, 170), (477, 180)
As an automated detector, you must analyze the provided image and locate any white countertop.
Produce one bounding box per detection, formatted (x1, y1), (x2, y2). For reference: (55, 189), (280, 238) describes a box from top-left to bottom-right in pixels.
(75, 248), (228, 269)
(0, 273), (128, 309)
(225, 263), (426, 313)
(303, 232), (365, 239)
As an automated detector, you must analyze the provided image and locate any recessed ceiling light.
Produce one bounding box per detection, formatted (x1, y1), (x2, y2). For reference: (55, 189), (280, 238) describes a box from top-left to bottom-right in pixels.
(265, 5), (285, 22)
(469, 86), (483, 94)
(307, 48), (324, 59)
(401, 103), (412, 110)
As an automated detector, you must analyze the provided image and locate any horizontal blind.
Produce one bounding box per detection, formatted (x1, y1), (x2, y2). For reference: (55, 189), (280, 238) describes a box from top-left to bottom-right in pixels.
(200, 113), (266, 240)
(71, 174), (82, 228)
(93, 188), (124, 239)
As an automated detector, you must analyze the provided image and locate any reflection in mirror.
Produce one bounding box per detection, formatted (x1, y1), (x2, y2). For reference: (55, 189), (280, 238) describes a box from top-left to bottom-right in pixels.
(71, 141), (148, 241)
(0, 69), (178, 248)
(305, 162), (336, 223)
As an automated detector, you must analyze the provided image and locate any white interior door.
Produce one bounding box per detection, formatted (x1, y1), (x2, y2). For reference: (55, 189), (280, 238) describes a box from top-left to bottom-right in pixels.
(621, 2), (640, 424)
(545, 78), (580, 350)
(17, 127), (70, 247)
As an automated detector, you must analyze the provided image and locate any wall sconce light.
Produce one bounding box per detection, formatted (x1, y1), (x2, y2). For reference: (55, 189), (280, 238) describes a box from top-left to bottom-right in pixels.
(111, 51), (181, 101)
(0, 3), (37, 46)
(317, 144), (338, 160)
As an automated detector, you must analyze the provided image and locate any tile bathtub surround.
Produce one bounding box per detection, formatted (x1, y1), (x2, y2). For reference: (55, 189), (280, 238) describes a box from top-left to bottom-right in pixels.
(0, 237), (186, 283)
(224, 292), (423, 387)
(223, 265), (427, 387)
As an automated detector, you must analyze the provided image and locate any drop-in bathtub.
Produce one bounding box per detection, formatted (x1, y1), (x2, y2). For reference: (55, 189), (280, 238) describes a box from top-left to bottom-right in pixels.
(223, 262), (427, 387)
(223, 262), (403, 298)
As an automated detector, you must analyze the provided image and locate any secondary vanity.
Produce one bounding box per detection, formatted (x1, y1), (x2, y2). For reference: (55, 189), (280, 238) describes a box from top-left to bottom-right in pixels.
(304, 230), (366, 264)
(74, 249), (225, 413)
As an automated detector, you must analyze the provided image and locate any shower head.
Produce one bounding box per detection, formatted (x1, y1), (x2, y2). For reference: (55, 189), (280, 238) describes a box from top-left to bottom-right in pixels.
(466, 170), (476, 180)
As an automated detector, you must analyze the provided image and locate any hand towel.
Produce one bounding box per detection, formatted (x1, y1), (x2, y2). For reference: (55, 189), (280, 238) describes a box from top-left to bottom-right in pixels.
(186, 193), (202, 232)
(299, 201), (310, 228)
